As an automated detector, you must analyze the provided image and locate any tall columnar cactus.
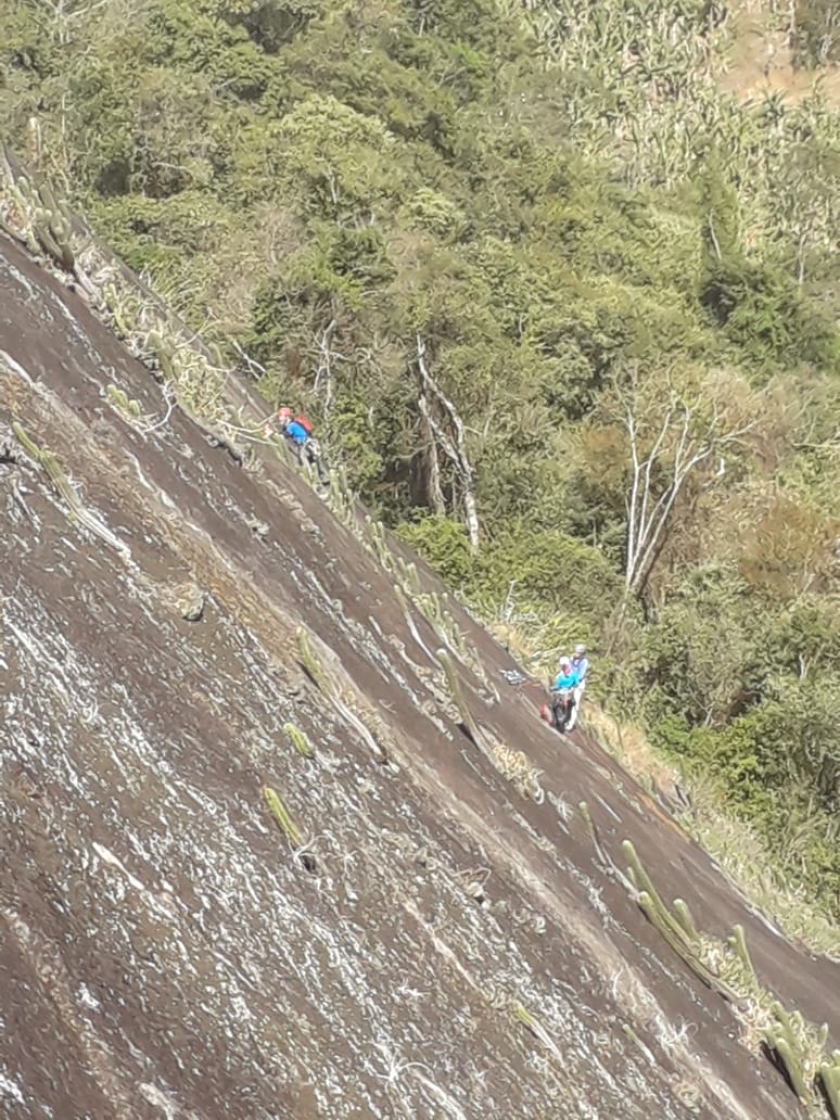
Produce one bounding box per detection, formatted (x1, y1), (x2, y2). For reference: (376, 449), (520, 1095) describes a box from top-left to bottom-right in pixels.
(395, 556), (422, 597)
(765, 1014), (810, 1103)
(13, 421), (130, 557)
(34, 181), (75, 269)
(819, 1051), (840, 1119)
(578, 801), (606, 862)
(6, 174), (76, 269)
(622, 840), (690, 946)
(327, 466), (356, 528)
(365, 516), (395, 570)
(437, 648), (481, 744)
(621, 840), (739, 998)
(728, 924), (759, 992)
(672, 898), (699, 944)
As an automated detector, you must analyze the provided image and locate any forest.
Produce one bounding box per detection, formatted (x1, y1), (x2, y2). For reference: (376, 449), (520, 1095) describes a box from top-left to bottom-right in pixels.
(1, 0), (839, 921)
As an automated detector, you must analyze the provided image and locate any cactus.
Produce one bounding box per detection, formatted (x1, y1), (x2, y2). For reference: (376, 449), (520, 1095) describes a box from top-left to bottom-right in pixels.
(106, 384), (143, 420)
(578, 800), (606, 862)
(366, 517), (394, 569)
(395, 556), (421, 597)
(761, 1002), (829, 1109)
(373, 519), (387, 546)
(621, 841), (741, 999)
(283, 722), (313, 759)
(767, 1032), (809, 1103)
(12, 421), (43, 463)
(13, 421), (131, 558)
(30, 179), (76, 269)
(394, 583), (411, 617)
(672, 899), (699, 944)
(262, 786), (301, 848)
(512, 1003), (563, 1064)
(327, 466), (357, 529)
(819, 1052), (840, 1119)
(728, 924), (758, 991)
(622, 840), (689, 946)
(405, 560), (421, 596)
(103, 284), (131, 338)
(437, 647), (481, 744)
(295, 627), (331, 695)
(635, 891), (722, 993)
(13, 422), (80, 518)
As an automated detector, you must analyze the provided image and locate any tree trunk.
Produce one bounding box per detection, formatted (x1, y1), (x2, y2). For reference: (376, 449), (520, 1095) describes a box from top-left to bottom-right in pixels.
(415, 334), (480, 548)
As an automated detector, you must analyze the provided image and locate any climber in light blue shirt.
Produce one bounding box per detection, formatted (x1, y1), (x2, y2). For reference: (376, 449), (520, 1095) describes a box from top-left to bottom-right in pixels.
(552, 656), (579, 691)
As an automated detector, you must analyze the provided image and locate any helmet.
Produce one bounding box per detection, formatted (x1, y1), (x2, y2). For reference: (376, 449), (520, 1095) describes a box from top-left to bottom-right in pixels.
(277, 407), (292, 421)
(559, 656), (572, 670)
(573, 644), (586, 657)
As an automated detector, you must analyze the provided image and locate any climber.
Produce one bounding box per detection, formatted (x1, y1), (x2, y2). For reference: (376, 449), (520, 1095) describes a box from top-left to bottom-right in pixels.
(552, 655), (579, 693)
(267, 407), (327, 480)
(272, 406), (312, 447)
(546, 655), (579, 732)
(568, 643), (590, 730)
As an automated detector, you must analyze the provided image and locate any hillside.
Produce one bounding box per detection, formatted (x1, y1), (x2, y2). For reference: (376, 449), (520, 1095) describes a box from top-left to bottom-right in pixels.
(3, 170), (840, 1117)
(3, 0), (840, 920)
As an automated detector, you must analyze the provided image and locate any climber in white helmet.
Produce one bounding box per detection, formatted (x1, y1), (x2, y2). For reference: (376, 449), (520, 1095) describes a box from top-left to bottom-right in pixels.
(568, 643), (590, 730)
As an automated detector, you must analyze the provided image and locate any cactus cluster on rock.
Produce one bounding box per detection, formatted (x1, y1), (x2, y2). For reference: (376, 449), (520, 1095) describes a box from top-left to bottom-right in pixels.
(106, 384), (143, 421)
(622, 839), (737, 998)
(613, 836), (838, 1117)
(4, 174), (75, 270)
(326, 465), (357, 529)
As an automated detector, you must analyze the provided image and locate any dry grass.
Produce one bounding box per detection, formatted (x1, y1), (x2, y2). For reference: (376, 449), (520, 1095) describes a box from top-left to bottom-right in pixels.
(583, 705), (680, 798)
(719, 0), (840, 108)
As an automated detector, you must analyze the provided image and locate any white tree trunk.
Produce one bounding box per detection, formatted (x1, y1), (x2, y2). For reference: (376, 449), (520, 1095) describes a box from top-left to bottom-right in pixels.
(415, 334), (480, 548)
(313, 318), (337, 414)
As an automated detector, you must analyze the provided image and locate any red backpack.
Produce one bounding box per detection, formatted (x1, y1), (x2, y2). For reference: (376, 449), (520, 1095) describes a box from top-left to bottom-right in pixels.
(295, 414), (313, 435)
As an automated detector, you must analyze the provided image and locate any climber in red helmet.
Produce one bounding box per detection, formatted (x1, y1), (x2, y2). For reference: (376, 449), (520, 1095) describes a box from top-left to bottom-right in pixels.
(266, 406), (326, 480)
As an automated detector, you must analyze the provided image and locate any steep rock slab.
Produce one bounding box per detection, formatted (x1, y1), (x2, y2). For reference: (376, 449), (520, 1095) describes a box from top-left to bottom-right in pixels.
(0, 230), (832, 1119)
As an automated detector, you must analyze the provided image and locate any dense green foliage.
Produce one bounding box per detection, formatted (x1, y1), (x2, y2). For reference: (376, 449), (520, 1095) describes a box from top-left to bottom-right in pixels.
(2, 0), (840, 915)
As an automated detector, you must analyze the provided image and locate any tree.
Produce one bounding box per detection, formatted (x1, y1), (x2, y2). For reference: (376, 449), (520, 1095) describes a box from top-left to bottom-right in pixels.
(617, 365), (756, 598)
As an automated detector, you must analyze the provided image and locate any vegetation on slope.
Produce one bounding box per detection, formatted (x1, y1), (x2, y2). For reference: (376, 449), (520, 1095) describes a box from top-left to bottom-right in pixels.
(1, 0), (840, 920)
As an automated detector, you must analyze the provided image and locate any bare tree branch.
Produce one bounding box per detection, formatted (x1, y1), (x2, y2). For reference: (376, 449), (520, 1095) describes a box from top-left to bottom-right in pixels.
(313, 318), (337, 415)
(621, 370), (757, 595)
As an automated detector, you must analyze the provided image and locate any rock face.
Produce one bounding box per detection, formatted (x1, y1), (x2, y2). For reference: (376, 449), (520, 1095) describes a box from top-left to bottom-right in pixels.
(0, 229), (838, 1120)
